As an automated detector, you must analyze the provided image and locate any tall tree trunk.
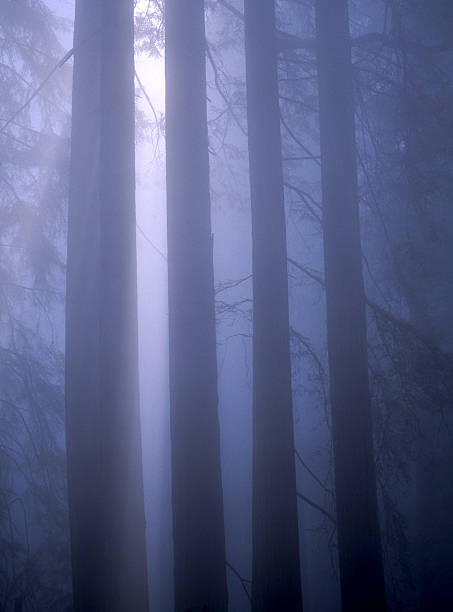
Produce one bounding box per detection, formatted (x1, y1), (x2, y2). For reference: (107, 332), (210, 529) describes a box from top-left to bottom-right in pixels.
(244, 2), (303, 611)
(65, 2), (149, 610)
(315, 1), (386, 610)
(165, 1), (228, 610)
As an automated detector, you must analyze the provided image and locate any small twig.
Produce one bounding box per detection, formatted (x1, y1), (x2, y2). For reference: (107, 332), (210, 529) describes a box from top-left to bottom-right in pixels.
(136, 223), (167, 262)
(226, 561), (251, 603)
(280, 115), (321, 167)
(206, 42), (247, 137)
(296, 491), (337, 526)
(294, 448), (331, 494)
(215, 274), (252, 295)
(134, 68), (161, 158)
(287, 257), (324, 287)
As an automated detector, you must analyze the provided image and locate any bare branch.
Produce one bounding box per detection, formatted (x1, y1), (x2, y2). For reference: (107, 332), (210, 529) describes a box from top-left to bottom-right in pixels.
(296, 491), (337, 526)
(294, 448), (331, 495)
(226, 561), (251, 602)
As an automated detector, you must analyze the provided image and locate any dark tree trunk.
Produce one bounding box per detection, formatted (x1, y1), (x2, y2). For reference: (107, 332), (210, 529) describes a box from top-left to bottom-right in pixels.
(65, 2), (149, 610)
(315, 1), (386, 610)
(165, 1), (228, 610)
(417, 417), (453, 611)
(244, 1), (303, 611)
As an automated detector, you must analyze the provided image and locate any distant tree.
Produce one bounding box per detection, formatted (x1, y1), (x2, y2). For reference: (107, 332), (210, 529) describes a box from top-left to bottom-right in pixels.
(355, 2), (453, 608)
(396, 6), (453, 606)
(243, 1), (303, 610)
(0, 1), (71, 609)
(165, 1), (228, 610)
(315, 1), (387, 610)
(65, 1), (149, 610)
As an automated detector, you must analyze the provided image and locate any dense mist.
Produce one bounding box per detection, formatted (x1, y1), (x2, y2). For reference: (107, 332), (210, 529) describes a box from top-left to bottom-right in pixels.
(1, 1), (453, 611)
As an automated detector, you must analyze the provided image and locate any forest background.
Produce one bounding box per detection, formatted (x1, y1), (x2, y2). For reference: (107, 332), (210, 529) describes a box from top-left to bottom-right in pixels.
(1, 0), (453, 611)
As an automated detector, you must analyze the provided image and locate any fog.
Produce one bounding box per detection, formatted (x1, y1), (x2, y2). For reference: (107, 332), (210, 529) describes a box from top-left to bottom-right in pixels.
(1, 1), (453, 611)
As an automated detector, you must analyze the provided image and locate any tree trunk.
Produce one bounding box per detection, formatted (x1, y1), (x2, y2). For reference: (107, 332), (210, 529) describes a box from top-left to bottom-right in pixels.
(244, 1), (303, 611)
(165, 1), (228, 610)
(315, 1), (386, 610)
(65, 2), (149, 610)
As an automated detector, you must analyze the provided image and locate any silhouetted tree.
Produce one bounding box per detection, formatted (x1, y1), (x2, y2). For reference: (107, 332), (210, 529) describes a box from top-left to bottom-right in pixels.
(65, 1), (149, 609)
(165, 1), (228, 610)
(244, 1), (303, 610)
(315, 1), (386, 610)
(372, 3), (453, 608)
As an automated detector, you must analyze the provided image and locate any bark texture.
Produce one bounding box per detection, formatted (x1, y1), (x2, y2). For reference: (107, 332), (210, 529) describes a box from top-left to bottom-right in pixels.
(65, 2), (149, 610)
(165, 1), (228, 610)
(244, 2), (303, 611)
(315, 1), (387, 610)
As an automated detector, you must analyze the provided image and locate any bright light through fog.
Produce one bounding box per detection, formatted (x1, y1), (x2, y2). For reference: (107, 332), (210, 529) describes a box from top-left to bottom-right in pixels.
(134, 30), (172, 609)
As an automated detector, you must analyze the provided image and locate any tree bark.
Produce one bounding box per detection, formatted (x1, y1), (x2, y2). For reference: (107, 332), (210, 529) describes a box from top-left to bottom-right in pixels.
(315, 1), (387, 610)
(165, 1), (228, 610)
(65, 2), (149, 610)
(244, 1), (303, 611)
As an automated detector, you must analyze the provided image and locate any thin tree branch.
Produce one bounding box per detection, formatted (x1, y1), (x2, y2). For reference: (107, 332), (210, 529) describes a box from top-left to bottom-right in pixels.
(296, 491), (337, 526)
(134, 68), (161, 158)
(205, 42), (247, 137)
(0, 48), (74, 135)
(226, 561), (251, 603)
(294, 448), (331, 494)
(136, 223), (167, 261)
(280, 114), (321, 167)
